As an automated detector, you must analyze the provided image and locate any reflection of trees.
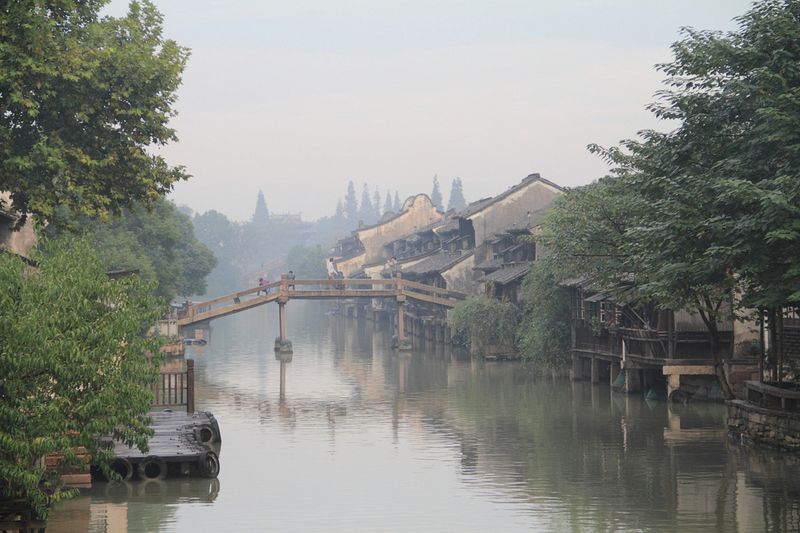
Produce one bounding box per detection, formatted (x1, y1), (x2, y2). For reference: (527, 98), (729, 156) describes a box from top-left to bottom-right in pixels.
(406, 363), (800, 532)
(47, 478), (220, 532)
(728, 444), (800, 531)
(169, 302), (800, 532)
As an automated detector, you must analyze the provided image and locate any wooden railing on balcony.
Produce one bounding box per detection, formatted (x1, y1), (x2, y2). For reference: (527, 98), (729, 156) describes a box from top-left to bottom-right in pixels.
(574, 323), (732, 363)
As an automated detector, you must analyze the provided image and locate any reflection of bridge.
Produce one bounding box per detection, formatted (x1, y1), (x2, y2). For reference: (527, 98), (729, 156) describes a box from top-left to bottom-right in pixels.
(177, 275), (465, 352)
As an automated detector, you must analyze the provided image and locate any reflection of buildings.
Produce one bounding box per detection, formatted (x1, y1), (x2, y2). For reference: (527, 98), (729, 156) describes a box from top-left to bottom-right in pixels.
(330, 317), (797, 531)
(71, 301), (799, 532)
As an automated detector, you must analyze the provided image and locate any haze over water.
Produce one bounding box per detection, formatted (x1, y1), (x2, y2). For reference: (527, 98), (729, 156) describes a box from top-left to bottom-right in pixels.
(49, 302), (800, 531)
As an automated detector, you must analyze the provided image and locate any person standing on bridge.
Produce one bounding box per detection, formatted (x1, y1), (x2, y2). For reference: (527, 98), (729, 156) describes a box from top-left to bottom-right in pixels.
(327, 257), (337, 280)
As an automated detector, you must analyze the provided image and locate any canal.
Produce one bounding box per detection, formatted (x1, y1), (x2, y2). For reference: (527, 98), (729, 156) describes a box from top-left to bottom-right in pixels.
(49, 302), (800, 531)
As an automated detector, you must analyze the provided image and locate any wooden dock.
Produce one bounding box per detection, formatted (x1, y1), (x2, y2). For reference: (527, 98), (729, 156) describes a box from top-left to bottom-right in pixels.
(103, 409), (221, 482)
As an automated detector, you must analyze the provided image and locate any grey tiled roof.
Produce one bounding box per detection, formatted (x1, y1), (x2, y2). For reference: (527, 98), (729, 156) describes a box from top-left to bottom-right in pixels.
(481, 262), (533, 285)
(402, 250), (472, 275)
(473, 257), (503, 272)
(433, 217), (460, 235)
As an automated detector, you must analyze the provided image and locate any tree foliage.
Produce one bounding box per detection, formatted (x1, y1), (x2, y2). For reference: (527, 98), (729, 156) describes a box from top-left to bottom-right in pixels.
(252, 189), (269, 226)
(447, 178), (467, 211)
(540, 0), (800, 394)
(359, 183), (375, 225)
(0, 0), (190, 228)
(0, 240), (164, 518)
(383, 191), (394, 215)
(45, 198), (216, 301)
(431, 175), (443, 211)
(345, 181), (358, 223)
(518, 260), (572, 369)
(285, 245), (327, 278)
(451, 296), (519, 353)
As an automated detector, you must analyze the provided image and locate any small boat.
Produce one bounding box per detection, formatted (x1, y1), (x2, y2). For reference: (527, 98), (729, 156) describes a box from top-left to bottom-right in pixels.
(184, 338), (208, 346)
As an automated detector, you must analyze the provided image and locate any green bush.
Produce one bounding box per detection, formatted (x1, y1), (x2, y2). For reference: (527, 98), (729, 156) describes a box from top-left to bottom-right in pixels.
(0, 240), (164, 517)
(451, 296), (520, 354)
(517, 261), (571, 369)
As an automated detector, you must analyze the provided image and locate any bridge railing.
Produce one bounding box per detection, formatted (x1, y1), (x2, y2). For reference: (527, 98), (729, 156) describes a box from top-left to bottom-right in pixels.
(179, 274), (464, 325)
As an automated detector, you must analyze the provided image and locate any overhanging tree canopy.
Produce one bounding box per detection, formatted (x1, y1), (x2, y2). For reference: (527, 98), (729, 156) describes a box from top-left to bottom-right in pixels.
(0, 0), (190, 227)
(0, 240), (164, 518)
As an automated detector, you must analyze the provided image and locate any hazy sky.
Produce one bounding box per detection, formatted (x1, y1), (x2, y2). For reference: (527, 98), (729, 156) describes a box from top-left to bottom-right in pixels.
(106, 0), (754, 222)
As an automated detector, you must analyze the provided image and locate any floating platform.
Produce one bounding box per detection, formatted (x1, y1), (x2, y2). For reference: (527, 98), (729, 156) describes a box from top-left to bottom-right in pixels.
(99, 410), (221, 482)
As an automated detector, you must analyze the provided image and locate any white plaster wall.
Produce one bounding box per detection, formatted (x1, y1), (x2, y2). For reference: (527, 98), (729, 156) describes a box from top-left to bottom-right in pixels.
(357, 195), (442, 264)
(468, 180), (560, 246)
(441, 254), (477, 294)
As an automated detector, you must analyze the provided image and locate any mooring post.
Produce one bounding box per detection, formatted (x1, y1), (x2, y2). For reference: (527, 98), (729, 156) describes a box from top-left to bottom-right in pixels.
(186, 359), (195, 414)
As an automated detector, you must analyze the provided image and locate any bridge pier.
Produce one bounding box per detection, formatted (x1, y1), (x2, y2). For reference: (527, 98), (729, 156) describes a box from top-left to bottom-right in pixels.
(393, 292), (412, 351)
(274, 277), (293, 354)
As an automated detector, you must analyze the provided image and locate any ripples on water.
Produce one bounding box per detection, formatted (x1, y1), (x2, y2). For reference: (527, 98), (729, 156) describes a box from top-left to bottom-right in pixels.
(48, 302), (800, 532)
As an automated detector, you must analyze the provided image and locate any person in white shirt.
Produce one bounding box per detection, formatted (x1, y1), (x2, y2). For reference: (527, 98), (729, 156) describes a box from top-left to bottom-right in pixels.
(327, 257), (337, 280)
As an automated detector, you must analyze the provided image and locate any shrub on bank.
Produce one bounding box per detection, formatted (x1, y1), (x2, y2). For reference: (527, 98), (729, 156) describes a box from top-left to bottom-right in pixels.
(517, 261), (572, 369)
(451, 297), (520, 356)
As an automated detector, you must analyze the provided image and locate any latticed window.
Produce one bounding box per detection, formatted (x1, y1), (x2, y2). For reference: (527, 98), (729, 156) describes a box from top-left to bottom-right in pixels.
(783, 306), (799, 320)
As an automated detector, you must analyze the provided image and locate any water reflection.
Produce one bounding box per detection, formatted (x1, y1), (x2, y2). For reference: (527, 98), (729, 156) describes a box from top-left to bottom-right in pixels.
(49, 301), (800, 532)
(47, 478), (220, 532)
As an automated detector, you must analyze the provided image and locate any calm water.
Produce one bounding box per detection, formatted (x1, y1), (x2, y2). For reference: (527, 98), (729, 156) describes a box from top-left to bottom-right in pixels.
(49, 302), (800, 532)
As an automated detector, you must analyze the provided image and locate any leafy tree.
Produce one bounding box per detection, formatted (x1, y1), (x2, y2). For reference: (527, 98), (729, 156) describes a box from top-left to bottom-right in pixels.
(373, 188), (382, 220)
(344, 181), (358, 223)
(577, 0), (800, 388)
(447, 178), (467, 211)
(253, 189), (269, 226)
(393, 191), (402, 212)
(45, 198), (216, 301)
(641, 0), (800, 372)
(518, 260), (572, 369)
(193, 209), (246, 295)
(359, 183), (374, 225)
(285, 245), (327, 278)
(384, 192), (394, 215)
(538, 179), (637, 298)
(431, 175), (443, 210)
(0, 240), (164, 518)
(0, 0), (190, 228)
(539, 174), (737, 396)
(334, 199), (345, 222)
